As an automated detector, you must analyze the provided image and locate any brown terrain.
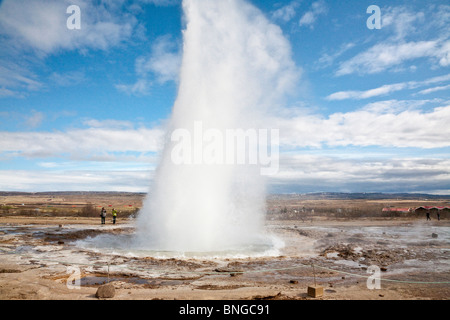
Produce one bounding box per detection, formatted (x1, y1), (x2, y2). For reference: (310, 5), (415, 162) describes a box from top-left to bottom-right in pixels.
(0, 192), (449, 300)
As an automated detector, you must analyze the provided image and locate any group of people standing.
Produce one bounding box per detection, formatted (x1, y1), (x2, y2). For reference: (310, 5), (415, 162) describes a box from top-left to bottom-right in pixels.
(100, 207), (118, 225)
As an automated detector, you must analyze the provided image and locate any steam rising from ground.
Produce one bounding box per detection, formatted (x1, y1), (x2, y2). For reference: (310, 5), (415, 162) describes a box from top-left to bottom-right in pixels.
(135, 0), (298, 254)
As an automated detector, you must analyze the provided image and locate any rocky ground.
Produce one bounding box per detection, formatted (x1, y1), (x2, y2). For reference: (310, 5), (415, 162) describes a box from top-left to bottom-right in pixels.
(0, 216), (449, 300)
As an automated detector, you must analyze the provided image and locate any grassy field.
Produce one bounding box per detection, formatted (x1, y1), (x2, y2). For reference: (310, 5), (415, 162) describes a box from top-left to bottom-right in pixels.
(0, 192), (143, 218)
(0, 192), (448, 220)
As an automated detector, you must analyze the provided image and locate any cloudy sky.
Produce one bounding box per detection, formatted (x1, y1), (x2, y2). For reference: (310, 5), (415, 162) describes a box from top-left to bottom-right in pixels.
(0, 0), (449, 194)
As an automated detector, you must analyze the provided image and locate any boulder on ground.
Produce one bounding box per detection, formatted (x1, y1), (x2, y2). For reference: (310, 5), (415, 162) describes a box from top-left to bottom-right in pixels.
(95, 283), (115, 299)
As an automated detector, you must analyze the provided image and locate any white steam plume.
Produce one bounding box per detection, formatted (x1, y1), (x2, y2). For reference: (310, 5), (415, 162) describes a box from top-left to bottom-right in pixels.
(135, 0), (299, 253)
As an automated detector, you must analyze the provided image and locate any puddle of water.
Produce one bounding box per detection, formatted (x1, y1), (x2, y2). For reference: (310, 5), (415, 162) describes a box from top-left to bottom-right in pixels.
(325, 252), (339, 258)
(78, 276), (185, 287)
(333, 259), (363, 269)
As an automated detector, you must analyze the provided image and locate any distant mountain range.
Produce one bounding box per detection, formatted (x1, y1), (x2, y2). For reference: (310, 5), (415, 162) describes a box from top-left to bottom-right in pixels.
(1, 191), (449, 200)
(0, 191), (146, 196)
(267, 192), (450, 200)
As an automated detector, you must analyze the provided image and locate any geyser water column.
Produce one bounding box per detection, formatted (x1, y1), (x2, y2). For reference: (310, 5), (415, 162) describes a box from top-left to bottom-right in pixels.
(136, 0), (298, 253)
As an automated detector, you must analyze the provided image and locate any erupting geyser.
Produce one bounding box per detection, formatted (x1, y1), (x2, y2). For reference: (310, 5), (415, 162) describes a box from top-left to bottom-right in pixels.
(135, 0), (298, 254)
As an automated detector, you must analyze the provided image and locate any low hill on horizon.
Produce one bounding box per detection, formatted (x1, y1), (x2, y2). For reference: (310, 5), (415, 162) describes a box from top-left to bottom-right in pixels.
(1, 191), (449, 200)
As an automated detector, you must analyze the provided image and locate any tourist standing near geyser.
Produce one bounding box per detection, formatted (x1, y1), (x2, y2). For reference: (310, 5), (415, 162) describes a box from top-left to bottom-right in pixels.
(135, 0), (299, 254)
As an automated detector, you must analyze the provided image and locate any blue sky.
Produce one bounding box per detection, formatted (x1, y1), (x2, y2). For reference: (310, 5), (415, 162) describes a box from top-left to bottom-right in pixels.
(0, 0), (449, 194)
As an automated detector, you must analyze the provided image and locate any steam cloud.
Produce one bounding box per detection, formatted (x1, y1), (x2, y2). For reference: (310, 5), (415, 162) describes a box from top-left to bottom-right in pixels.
(135, 0), (299, 253)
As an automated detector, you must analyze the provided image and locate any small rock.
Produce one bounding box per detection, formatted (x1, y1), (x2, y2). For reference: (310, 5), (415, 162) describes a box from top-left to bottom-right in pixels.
(95, 283), (115, 299)
(57, 241), (64, 245)
(0, 269), (22, 274)
(432, 233), (438, 238)
(380, 267), (388, 272)
(289, 280), (298, 284)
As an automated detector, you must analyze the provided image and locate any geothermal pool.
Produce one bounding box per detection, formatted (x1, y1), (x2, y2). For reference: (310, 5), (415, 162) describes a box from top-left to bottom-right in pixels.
(1, 219), (448, 290)
(74, 231), (285, 259)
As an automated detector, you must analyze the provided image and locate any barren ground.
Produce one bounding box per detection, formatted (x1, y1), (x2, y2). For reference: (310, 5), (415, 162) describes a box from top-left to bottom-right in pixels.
(0, 194), (449, 300)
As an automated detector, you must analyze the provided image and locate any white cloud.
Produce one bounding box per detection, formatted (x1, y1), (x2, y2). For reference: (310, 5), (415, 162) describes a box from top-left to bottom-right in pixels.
(327, 73), (450, 100)
(25, 110), (45, 129)
(49, 71), (85, 87)
(272, 1), (299, 22)
(2, 105), (450, 192)
(2, 155), (449, 194)
(38, 162), (60, 168)
(0, 0), (139, 97)
(270, 154), (450, 194)
(418, 84), (450, 95)
(0, 125), (165, 159)
(327, 83), (408, 101)
(0, 0), (136, 55)
(335, 5), (450, 76)
(139, 0), (180, 6)
(136, 35), (181, 84)
(438, 40), (450, 66)
(5, 101), (447, 162)
(0, 88), (18, 98)
(0, 64), (43, 97)
(0, 169), (152, 192)
(272, 101), (450, 149)
(299, 12), (315, 26)
(316, 42), (355, 69)
(299, 0), (327, 28)
(381, 6), (425, 41)
(115, 35), (181, 96)
(115, 79), (153, 96)
(336, 40), (441, 76)
(82, 119), (135, 129)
